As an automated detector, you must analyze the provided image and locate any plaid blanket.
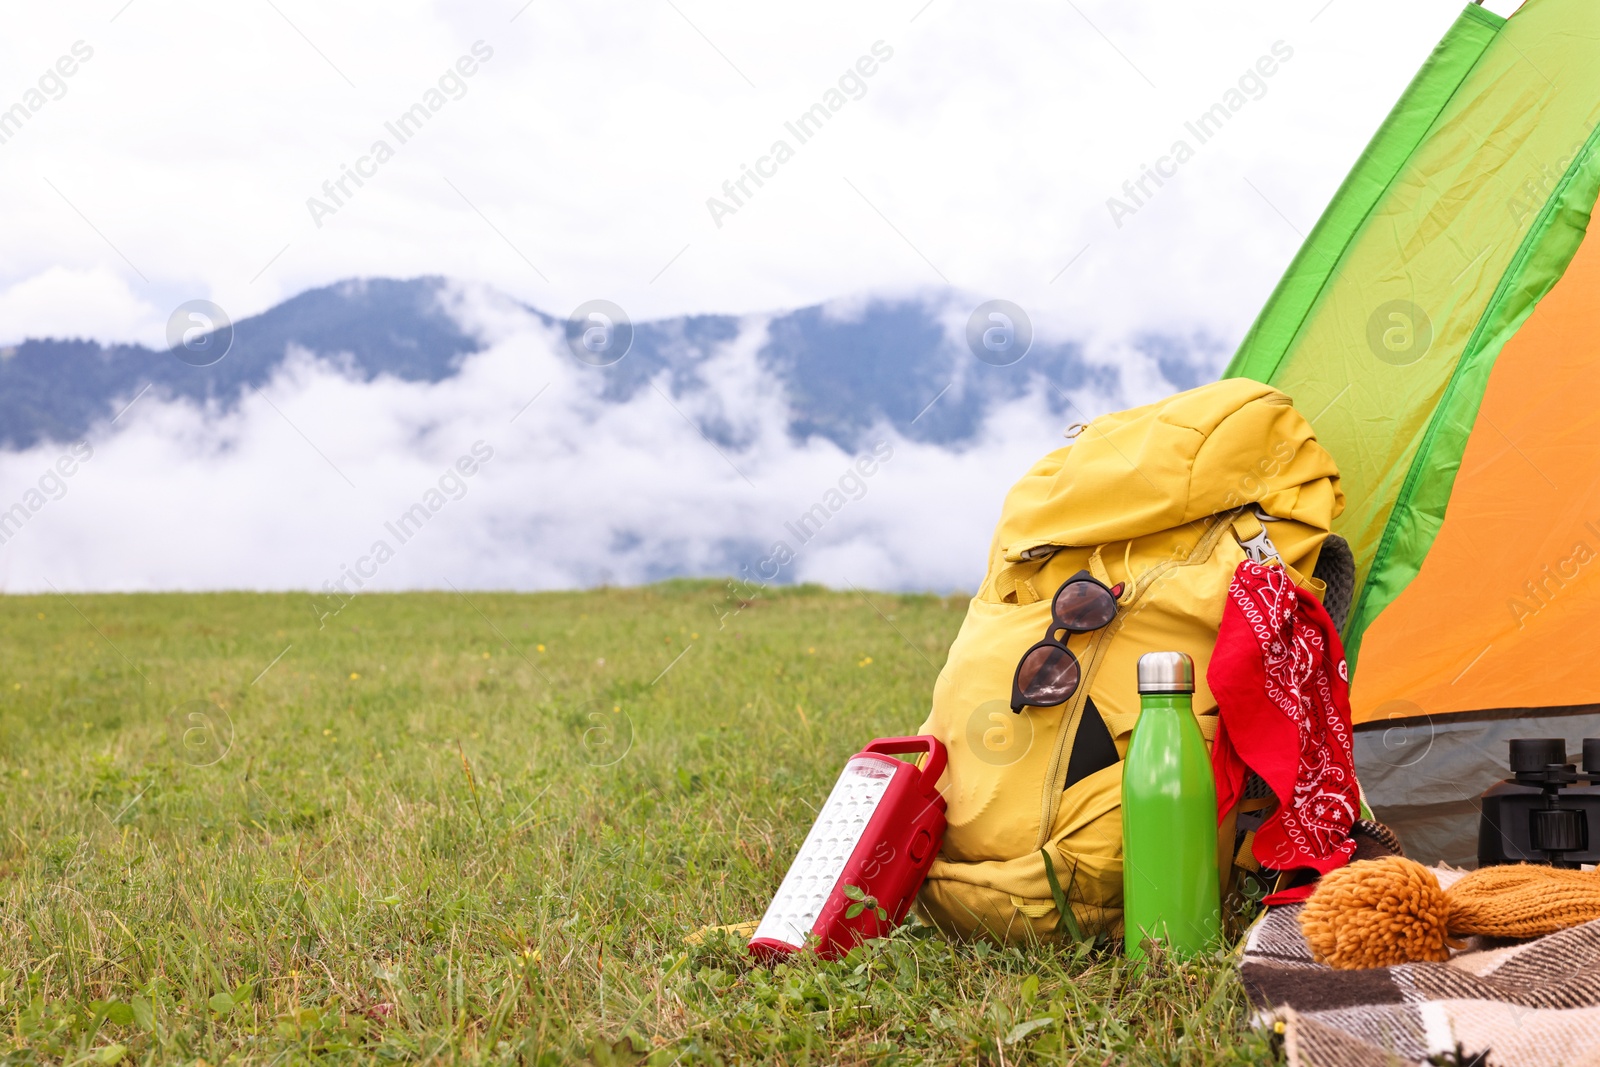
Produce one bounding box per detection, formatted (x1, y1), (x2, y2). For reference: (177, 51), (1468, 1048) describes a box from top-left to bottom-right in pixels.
(1241, 867), (1600, 1067)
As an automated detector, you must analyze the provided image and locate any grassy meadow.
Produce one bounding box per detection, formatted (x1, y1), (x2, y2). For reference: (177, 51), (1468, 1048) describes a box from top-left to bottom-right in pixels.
(0, 582), (1276, 1065)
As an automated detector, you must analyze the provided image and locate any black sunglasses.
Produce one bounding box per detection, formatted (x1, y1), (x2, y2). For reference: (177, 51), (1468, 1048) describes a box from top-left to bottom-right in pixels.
(1009, 570), (1124, 714)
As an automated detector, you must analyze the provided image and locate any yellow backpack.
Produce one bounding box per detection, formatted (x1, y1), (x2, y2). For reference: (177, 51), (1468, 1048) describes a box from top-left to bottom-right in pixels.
(915, 378), (1343, 943)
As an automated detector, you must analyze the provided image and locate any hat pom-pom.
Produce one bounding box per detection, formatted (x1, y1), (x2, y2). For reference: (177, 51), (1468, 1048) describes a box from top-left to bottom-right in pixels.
(1298, 856), (1454, 969)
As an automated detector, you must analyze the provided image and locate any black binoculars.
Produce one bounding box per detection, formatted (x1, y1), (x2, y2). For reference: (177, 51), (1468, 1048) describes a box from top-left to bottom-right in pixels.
(1479, 738), (1600, 868)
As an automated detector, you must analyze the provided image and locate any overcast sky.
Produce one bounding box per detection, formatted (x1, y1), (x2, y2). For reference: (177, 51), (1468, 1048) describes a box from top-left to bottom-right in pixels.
(0, 0), (1519, 350)
(0, 0), (1534, 595)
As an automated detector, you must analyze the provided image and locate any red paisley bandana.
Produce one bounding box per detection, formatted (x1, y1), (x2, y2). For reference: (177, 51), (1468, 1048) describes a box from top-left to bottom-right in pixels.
(1209, 560), (1358, 898)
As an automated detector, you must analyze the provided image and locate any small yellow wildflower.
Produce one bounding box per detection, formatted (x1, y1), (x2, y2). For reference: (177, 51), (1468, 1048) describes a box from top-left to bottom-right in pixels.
(349, 672), (360, 680)
(858, 656), (873, 667)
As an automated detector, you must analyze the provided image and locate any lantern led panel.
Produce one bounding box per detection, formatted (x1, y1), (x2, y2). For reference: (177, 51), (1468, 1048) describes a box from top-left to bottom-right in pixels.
(752, 756), (893, 946)
(750, 736), (947, 960)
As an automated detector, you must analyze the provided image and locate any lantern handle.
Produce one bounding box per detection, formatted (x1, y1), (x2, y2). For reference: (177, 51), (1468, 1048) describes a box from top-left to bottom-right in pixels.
(861, 735), (947, 784)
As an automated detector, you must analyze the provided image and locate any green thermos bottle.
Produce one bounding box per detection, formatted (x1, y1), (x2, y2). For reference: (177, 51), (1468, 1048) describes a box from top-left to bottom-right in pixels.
(1121, 651), (1221, 959)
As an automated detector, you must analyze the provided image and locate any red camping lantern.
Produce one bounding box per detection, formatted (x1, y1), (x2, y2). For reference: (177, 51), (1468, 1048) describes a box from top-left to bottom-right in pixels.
(749, 736), (947, 960)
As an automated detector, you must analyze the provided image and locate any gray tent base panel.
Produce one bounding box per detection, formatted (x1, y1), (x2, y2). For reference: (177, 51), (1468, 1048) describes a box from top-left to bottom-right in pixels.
(1353, 707), (1600, 867)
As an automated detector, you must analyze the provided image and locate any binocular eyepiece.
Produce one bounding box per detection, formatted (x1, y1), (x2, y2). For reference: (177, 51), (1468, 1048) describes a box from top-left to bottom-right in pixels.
(1508, 737), (1600, 779)
(1480, 738), (1600, 868)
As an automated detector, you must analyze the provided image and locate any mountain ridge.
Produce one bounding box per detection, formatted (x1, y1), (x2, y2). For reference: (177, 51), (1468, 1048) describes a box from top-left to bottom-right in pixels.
(0, 276), (1221, 453)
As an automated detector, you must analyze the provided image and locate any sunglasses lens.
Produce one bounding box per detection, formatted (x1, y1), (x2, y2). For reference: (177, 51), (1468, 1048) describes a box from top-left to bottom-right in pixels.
(1017, 643), (1080, 707)
(1053, 579), (1118, 632)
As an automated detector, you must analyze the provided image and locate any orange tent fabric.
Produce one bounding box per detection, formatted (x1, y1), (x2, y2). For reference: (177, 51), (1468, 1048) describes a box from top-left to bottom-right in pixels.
(1353, 197), (1600, 725)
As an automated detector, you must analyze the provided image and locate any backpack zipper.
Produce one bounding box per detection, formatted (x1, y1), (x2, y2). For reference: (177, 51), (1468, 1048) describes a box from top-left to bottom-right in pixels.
(1032, 510), (1243, 851)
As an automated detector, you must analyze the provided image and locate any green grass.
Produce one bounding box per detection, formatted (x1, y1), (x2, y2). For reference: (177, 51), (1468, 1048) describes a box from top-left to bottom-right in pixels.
(0, 582), (1277, 1065)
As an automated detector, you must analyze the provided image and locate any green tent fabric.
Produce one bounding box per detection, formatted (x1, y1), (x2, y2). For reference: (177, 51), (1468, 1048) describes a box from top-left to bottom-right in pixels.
(1224, 0), (1600, 668)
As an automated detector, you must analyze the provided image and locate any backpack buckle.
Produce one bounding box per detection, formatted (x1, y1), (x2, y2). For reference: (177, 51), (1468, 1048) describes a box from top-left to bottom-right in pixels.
(1237, 506), (1283, 565)
(1239, 529), (1281, 565)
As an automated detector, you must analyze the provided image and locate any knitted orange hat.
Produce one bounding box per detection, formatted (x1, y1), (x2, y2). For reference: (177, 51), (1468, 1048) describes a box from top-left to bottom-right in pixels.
(1299, 856), (1600, 969)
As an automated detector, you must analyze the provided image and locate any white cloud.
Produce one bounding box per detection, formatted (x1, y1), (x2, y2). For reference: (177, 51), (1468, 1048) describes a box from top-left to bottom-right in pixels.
(0, 266), (164, 346)
(0, 292), (1082, 594)
(0, 0), (1500, 341)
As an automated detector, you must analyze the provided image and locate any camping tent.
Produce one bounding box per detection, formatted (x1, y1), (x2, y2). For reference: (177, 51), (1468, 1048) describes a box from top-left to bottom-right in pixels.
(1225, 0), (1600, 864)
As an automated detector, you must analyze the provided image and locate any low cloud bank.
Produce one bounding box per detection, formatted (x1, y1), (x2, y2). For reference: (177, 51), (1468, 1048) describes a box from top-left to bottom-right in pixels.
(0, 288), (1138, 596)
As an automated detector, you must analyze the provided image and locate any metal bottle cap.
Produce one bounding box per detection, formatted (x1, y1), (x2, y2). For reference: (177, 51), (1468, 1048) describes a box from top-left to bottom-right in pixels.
(1137, 651), (1195, 694)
